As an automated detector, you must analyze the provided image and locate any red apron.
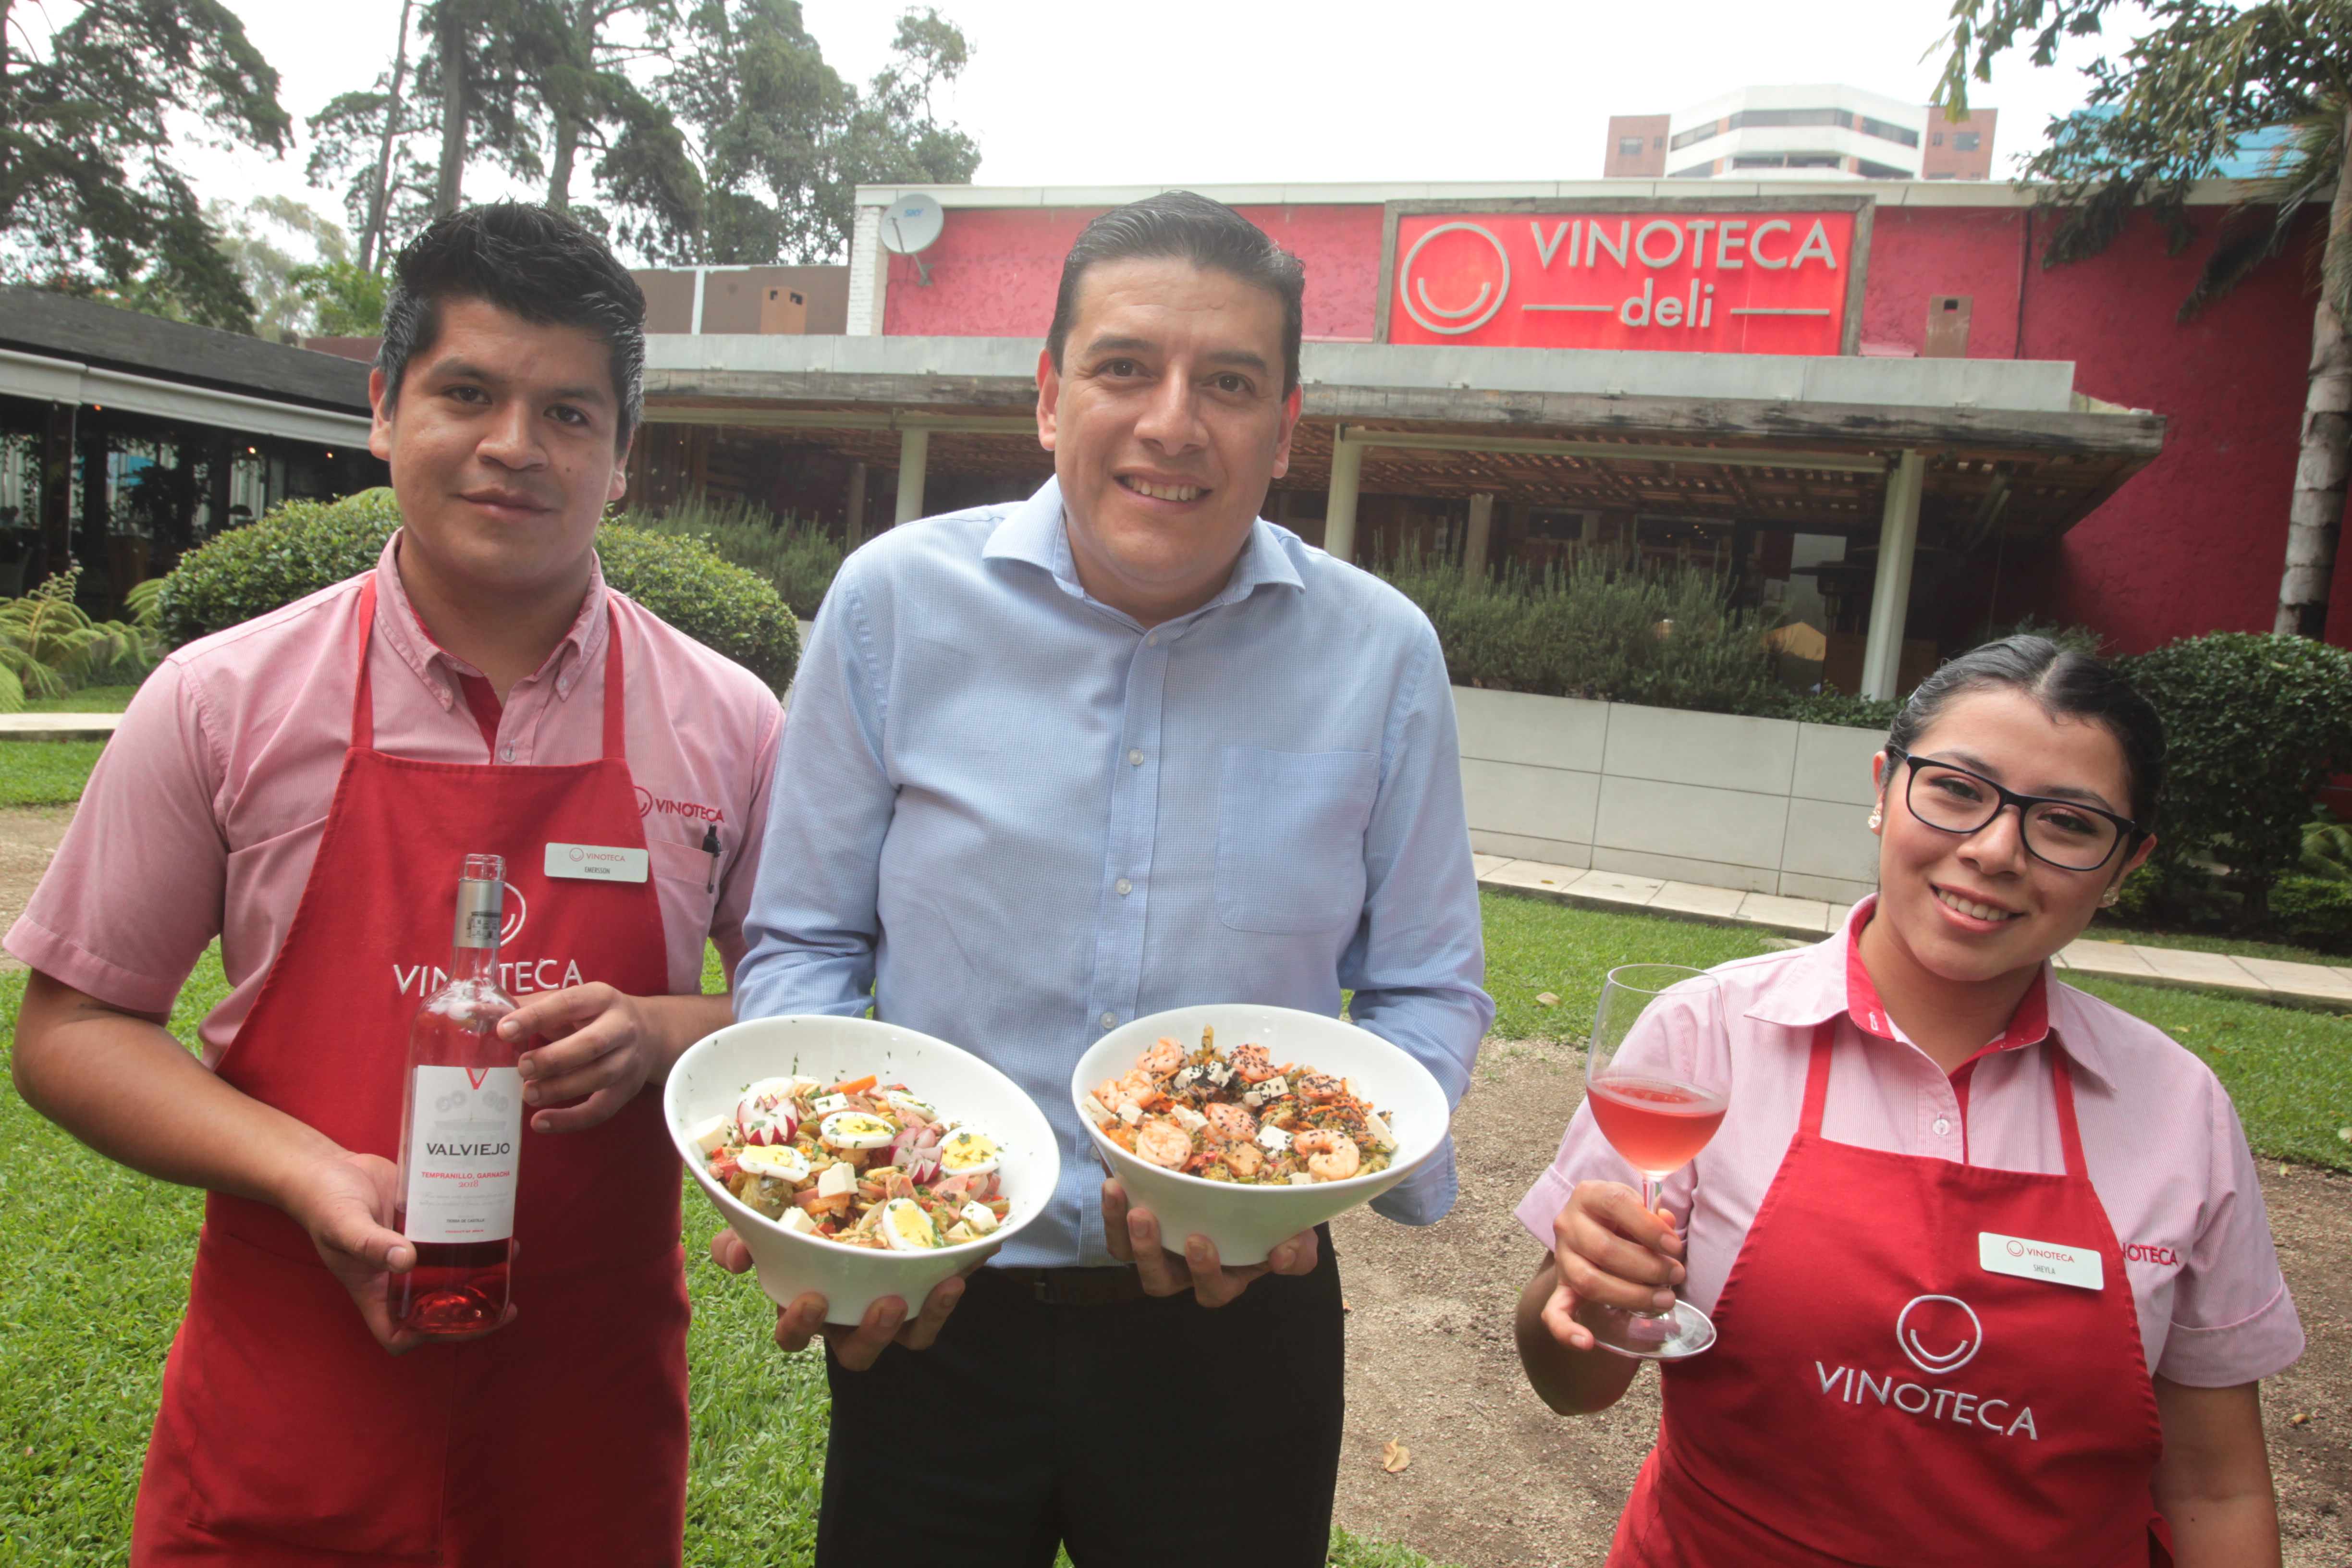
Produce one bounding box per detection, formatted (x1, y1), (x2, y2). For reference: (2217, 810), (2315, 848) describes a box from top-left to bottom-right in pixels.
(133, 579), (689, 1567)
(1610, 1021), (2168, 1568)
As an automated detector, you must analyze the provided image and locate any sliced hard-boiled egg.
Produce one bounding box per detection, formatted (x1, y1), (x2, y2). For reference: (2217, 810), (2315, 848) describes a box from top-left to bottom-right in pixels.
(882, 1089), (937, 1122)
(820, 1111), (898, 1150)
(881, 1198), (942, 1251)
(937, 1129), (1001, 1177)
(738, 1144), (811, 1183)
(685, 1114), (733, 1155)
(959, 1200), (999, 1236)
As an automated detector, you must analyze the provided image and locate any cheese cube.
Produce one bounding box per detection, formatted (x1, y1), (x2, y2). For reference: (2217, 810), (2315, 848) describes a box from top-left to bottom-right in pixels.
(811, 1093), (850, 1115)
(1118, 1102), (1144, 1126)
(960, 1200), (998, 1235)
(1289, 1171), (1317, 1186)
(1169, 1104), (1208, 1133)
(1257, 1075), (1289, 1098)
(1257, 1125), (1292, 1152)
(1362, 1109), (1397, 1152)
(686, 1114), (732, 1155)
(816, 1161), (856, 1199)
(942, 1222), (974, 1245)
(779, 1207), (818, 1235)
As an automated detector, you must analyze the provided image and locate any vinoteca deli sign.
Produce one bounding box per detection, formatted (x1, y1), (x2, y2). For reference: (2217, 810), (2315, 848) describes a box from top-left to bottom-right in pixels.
(1377, 198), (1872, 355)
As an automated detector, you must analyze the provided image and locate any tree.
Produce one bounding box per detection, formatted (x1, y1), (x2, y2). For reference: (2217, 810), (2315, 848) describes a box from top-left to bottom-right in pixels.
(0, 0), (292, 330)
(1939, 0), (2352, 640)
(506, 0), (701, 250)
(657, 0), (977, 264)
(206, 196), (352, 342)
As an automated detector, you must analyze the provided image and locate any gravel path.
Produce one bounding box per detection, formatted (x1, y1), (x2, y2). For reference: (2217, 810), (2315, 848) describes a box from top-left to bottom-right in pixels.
(1331, 1037), (2352, 1568)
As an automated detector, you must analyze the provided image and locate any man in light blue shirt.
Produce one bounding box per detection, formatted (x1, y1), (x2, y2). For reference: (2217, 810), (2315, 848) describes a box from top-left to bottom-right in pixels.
(721, 192), (1491, 1566)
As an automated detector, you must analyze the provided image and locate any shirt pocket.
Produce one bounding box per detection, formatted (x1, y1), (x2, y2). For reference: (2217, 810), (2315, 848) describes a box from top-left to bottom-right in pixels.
(1214, 747), (1379, 935)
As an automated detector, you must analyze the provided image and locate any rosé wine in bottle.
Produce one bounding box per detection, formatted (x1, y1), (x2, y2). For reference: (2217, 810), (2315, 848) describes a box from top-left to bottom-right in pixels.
(392, 854), (522, 1335)
(1587, 1075), (1729, 1177)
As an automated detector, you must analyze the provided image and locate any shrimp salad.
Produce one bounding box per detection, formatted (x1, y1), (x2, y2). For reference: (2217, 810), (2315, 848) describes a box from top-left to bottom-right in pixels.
(1085, 1029), (1398, 1185)
(687, 1073), (1009, 1250)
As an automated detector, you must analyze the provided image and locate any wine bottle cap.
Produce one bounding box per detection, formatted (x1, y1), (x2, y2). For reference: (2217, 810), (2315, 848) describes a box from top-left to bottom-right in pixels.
(454, 856), (505, 950)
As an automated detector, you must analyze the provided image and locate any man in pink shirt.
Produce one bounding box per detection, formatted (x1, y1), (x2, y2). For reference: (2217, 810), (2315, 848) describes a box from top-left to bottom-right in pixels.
(9, 204), (780, 1565)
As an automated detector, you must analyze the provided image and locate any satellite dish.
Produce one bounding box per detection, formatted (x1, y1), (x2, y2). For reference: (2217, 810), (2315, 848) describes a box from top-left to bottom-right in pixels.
(879, 193), (944, 284)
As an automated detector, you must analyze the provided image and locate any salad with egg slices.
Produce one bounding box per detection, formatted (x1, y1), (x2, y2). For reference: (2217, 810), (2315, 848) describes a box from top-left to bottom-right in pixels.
(686, 1073), (1009, 1251)
(1085, 1028), (1399, 1186)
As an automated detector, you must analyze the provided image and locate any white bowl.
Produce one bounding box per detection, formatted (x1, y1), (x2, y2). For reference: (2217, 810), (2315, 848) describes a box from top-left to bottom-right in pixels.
(1071, 1004), (1451, 1266)
(668, 1016), (1061, 1325)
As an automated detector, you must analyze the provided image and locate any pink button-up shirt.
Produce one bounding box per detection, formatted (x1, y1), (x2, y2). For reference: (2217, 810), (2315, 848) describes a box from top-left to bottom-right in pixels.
(6, 537), (783, 1065)
(1515, 899), (2304, 1386)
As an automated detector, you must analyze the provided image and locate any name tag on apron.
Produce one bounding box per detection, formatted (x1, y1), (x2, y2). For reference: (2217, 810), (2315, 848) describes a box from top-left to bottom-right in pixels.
(545, 843), (649, 882)
(1980, 1230), (2104, 1290)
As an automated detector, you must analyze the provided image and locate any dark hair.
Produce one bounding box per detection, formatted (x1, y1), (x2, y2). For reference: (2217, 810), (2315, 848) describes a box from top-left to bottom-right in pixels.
(1884, 635), (2168, 831)
(1046, 192), (1307, 395)
(377, 202), (647, 447)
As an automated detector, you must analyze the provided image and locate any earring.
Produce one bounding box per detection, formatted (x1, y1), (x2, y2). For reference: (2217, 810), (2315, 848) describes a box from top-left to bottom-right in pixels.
(2099, 887), (2121, 908)
(1867, 809), (1883, 831)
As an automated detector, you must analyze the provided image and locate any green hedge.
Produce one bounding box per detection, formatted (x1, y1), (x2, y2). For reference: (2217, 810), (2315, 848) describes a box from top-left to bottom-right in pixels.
(156, 490), (798, 690)
(609, 497), (844, 623)
(2115, 632), (2352, 929)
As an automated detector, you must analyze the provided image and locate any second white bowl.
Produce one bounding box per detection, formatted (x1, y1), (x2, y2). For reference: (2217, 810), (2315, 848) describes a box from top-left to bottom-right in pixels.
(1071, 1004), (1451, 1266)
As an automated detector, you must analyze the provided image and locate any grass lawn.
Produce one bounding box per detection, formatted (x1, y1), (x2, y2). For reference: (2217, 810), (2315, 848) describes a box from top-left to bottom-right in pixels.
(9, 894), (2340, 1562)
(0, 742), (110, 808)
(20, 687), (143, 715)
(0, 945), (1455, 1566)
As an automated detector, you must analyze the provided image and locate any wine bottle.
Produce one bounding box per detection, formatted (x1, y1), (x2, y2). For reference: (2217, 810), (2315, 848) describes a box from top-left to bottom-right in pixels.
(392, 854), (523, 1335)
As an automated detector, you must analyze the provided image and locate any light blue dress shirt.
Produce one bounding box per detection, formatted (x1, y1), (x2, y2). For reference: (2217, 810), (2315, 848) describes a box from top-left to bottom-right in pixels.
(735, 477), (1494, 1267)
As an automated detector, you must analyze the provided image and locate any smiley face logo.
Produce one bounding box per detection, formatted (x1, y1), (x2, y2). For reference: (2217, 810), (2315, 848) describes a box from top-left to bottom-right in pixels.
(1895, 1294), (1983, 1376)
(636, 784), (654, 818)
(1398, 221), (1510, 336)
(501, 882), (527, 945)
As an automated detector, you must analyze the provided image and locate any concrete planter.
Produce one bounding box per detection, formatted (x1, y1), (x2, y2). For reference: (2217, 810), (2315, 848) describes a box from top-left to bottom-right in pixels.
(1455, 686), (1886, 905)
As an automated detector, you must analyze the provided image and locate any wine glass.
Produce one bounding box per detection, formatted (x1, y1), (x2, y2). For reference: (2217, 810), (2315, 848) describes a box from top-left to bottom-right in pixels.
(1579, 964), (1729, 1360)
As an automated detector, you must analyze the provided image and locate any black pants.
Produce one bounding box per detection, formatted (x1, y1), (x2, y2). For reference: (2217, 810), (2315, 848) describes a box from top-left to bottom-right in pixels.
(814, 1228), (1345, 1566)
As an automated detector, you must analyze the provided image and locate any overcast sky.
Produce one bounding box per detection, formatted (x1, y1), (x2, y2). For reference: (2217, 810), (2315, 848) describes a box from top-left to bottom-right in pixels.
(157, 0), (2148, 253)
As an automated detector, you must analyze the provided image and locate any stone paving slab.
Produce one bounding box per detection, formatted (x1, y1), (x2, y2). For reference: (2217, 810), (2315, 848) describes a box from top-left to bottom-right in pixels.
(1476, 858), (2352, 1011)
(0, 713), (119, 741)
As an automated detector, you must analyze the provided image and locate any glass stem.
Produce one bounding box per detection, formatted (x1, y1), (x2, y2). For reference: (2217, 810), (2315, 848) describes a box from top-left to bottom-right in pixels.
(1640, 1175), (1671, 1321)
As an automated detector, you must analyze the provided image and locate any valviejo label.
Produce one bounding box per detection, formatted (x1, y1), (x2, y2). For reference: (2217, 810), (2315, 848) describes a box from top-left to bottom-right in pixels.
(403, 1066), (523, 1243)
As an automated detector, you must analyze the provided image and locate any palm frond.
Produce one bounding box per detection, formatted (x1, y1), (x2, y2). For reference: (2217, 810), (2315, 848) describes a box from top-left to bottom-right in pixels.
(2182, 105), (2348, 319)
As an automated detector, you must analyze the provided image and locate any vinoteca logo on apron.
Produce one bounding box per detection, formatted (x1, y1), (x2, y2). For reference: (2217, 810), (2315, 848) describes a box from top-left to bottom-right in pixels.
(387, 882), (592, 997)
(1811, 1294), (2040, 1441)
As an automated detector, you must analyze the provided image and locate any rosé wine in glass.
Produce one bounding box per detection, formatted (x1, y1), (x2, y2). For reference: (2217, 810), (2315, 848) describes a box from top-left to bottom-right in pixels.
(1580, 965), (1730, 1360)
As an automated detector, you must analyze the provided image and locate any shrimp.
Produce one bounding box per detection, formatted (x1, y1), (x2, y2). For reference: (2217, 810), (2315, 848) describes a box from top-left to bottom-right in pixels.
(1135, 1118), (1192, 1170)
(1139, 1037), (1186, 1077)
(1231, 1043), (1280, 1083)
(1294, 1129), (1360, 1182)
(1095, 1069), (1159, 1112)
(1221, 1139), (1265, 1180)
(1294, 1069), (1343, 1103)
(1206, 1102), (1259, 1141)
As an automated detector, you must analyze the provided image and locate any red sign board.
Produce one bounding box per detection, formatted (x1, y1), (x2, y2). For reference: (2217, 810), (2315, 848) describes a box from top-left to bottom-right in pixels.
(1383, 209), (1861, 355)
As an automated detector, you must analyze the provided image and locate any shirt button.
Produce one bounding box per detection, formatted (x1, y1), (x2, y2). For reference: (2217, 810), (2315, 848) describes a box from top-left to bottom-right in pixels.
(1145, 632), (1157, 647)
(498, 743), (515, 762)
(1127, 748), (1144, 766)
(1933, 1116), (1952, 1137)
(1115, 878), (1133, 896)
(1099, 1012), (1117, 1029)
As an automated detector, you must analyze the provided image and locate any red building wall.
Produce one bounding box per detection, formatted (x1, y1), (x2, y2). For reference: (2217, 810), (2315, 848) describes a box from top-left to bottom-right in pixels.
(882, 204), (1388, 342)
(884, 197), (2351, 652)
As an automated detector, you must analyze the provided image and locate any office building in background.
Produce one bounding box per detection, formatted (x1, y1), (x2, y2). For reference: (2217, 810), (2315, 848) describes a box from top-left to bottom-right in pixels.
(1608, 84), (1997, 181)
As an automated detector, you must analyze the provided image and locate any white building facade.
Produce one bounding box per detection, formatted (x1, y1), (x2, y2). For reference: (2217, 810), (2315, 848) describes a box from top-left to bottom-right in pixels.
(1665, 84), (1929, 181)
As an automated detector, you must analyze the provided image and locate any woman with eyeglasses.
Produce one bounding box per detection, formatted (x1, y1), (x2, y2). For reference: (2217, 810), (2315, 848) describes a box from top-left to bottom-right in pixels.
(1512, 637), (2303, 1568)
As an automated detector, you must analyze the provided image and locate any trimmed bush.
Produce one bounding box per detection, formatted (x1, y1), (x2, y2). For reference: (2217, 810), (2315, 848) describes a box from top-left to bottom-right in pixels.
(609, 496), (843, 622)
(2116, 632), (2352, 927)
(1382, 548), (1783, 718)
(2270, 875), (2352, 949)
(155, 489), (798, 690)
(1767, 685), (1901, 732)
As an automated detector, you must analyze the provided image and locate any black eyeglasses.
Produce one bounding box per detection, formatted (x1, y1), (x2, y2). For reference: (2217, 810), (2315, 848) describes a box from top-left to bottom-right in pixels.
(1886, 745), (2142, 872)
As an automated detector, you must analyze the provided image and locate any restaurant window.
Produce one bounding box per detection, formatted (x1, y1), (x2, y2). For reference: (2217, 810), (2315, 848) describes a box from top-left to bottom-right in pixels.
(1619, 137), (1647, 158)
(1954, 132), (1981, 151)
